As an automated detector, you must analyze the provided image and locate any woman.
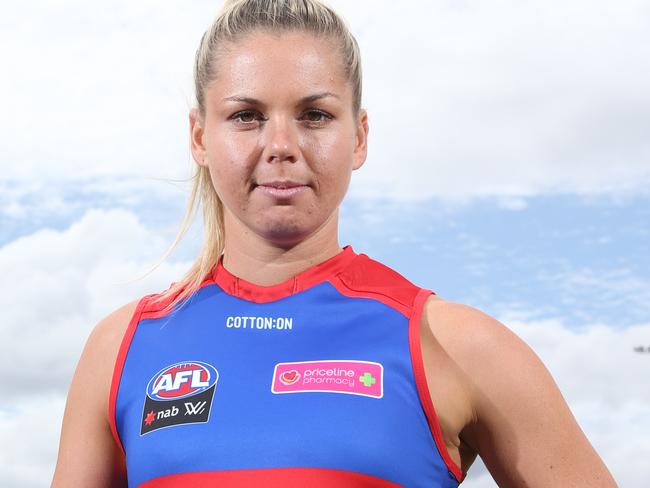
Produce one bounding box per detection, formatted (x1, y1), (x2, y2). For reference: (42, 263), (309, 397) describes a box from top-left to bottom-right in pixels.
(52, 0), (617, 486)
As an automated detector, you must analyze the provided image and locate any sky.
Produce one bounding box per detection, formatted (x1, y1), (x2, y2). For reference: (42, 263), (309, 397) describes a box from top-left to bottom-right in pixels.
(1, 0), (649, 486)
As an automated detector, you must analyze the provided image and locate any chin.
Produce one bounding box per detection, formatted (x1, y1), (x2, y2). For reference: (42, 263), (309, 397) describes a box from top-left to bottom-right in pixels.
(256, 217), (318, 246)
(261, 227), (311, 246)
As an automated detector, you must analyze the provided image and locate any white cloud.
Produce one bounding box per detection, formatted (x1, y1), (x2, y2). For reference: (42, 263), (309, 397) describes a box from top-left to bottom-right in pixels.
(462, 462), (496, 488)
(0, 208), (193, 487)
(0, 395), (66, 488)
(537, 267), (650, 321)
(496, 196), (528, 211)
(348, 0), (650, 200)
(0, 0), (205, 181)
(1, 0), (648, 200)
(0, 208), (190, 400)
(503, 316), (650, 409)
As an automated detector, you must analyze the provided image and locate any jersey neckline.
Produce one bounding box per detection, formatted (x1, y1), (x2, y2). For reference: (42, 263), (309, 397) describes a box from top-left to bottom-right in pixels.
(211, 245), (358, 303)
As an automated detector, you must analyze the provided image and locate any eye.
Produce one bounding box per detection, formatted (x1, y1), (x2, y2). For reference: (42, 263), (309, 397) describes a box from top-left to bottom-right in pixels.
(230, 110), (264, 125)
(302, 109), (332, 124)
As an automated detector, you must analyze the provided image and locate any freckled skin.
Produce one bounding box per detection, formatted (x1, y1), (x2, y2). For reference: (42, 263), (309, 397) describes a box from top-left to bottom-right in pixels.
(190, 30), (368, 248)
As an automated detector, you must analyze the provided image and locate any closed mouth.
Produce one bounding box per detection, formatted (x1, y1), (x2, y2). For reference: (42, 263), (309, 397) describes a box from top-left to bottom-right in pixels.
(256, 180), (308, 189)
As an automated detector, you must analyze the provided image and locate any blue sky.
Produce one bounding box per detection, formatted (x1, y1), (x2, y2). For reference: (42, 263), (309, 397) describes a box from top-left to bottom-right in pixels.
(4, 185), (648, 328)
(342, 194), (650, 327)
(1, 0), (649, 486)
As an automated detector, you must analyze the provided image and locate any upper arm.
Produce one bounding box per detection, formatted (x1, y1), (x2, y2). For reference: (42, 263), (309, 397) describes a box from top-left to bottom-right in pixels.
(432, 302), (617, 487)
(51, 300), (139, 488)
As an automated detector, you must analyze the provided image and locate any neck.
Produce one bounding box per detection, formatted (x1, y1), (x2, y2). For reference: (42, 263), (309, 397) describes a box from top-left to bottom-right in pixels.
(221, 210), (343, 286)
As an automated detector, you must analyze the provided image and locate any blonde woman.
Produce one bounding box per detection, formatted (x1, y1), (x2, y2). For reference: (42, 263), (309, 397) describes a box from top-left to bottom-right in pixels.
(52, 1), (617, 486)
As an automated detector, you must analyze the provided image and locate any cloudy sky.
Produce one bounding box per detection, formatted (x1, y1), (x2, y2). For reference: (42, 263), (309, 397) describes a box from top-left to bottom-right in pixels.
(1, 0), (649, 486)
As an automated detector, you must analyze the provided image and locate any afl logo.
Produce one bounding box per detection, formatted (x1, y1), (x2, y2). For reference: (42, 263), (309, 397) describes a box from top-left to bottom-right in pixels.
(146, 361), (218, 401)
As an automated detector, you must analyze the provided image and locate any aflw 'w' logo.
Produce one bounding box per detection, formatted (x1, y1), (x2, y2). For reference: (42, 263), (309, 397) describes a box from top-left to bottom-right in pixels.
(184, 400), (207, 416)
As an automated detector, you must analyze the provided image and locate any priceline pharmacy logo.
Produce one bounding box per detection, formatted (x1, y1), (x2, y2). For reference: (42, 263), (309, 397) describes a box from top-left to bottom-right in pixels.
(271, 360), (383, 399)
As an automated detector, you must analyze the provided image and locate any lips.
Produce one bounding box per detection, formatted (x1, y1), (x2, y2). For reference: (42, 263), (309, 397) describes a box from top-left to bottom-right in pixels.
(255, 180), (309, 199)
(257, 180), (306, 189)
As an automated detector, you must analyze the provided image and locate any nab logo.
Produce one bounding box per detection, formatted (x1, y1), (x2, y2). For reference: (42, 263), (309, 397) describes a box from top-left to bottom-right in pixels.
(146, 361), (218, 401)
(141, 360), (218, 435)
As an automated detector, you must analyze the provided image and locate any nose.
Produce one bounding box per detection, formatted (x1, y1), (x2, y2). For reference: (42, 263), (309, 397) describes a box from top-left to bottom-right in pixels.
(261, 115), (299, 164)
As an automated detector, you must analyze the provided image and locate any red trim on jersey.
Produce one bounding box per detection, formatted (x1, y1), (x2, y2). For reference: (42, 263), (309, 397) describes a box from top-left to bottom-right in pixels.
(108, 295), (150, 455)
(408, 288), (465, 483)
(139, 467), (402, 487)
(140, 278), (216, 320)
(328, 276), (411, 317)
(328, 253), (422, 317)
(211, 245), (358, 303)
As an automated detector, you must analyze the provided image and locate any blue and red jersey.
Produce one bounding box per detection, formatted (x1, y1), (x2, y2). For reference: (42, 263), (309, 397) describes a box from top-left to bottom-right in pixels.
(109, 245), (465, 487)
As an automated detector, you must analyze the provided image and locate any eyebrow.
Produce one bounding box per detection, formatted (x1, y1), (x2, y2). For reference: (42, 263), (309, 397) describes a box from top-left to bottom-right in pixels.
(222, 92), (340, 104)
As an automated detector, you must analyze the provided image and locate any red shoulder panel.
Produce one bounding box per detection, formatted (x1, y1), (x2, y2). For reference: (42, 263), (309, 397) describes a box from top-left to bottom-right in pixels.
(329, 253), (430, 317)
(140, 275), (216, 320)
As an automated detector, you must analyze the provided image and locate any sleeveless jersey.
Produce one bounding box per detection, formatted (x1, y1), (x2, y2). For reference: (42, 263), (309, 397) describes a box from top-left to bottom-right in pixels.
(109, 245), (465, 487)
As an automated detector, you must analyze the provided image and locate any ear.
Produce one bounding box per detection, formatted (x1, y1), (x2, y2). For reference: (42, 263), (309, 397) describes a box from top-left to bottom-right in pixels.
(189, 108), (208, 167)
(352, 108), (369, 171)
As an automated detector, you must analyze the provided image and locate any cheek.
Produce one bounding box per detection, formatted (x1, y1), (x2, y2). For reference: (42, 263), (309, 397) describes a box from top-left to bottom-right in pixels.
(306, 132), (355, 189)
(305, 126), (353, 160)
(212, 162), (249, 206)
(205, 134), (257, 189)
(312, 166), (352, 212)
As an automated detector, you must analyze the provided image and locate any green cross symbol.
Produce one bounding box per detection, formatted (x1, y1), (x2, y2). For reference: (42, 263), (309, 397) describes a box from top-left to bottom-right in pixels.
(359, 372), (376, 387)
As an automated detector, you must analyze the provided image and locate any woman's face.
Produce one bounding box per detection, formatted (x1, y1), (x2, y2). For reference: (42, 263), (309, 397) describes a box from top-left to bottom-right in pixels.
(190, 30), (368, 247)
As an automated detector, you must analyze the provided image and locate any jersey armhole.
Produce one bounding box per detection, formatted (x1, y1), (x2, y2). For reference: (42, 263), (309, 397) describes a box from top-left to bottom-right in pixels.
(108, 295), (150, 455)
(408, 288), (465, 483)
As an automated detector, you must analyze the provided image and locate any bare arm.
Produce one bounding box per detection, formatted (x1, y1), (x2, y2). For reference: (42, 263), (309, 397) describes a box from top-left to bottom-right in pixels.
(51, 300), (138, 488)
(430, 301), (618, 487)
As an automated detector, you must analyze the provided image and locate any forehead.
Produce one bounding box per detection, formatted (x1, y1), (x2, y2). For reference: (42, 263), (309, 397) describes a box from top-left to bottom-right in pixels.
(208, 30), (350, 101)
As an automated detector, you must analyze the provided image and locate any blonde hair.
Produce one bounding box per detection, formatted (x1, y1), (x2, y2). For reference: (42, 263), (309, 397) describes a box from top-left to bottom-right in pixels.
(152, 0), (363, 307)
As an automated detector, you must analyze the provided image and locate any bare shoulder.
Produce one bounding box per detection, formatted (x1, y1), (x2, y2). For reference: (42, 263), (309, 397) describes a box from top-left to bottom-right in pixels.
(51, 299), (140, 487)
(78, 298), (141, 414)
(63, 298), (140, 421)
(423, 295), (521, 361)
(422, 295), (617, 487)
(89, 299), (141, 381)
(423, 296), (546, 390)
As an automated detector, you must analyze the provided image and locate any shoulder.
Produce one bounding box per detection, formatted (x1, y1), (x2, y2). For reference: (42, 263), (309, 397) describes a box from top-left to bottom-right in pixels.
(52, 299), (142, 485)
(58, 298), (143, 422)
(66, 295), (155, 423)
(422, 295), (558, 424)
(423, 295), (536, 374)
(92, 299), (141, 352)
(89, 299), (141, 362)
(76, 298), (144, 420)
(422, 296), (617, 486)
(421, 296), (546, 417)
(89, 289), (175, 353)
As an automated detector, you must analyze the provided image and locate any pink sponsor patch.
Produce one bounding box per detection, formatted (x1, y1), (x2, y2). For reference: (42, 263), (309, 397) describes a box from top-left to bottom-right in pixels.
(271, 360), (383, 398)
